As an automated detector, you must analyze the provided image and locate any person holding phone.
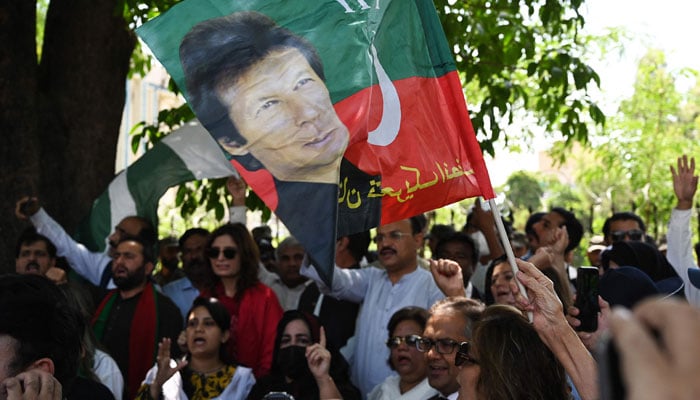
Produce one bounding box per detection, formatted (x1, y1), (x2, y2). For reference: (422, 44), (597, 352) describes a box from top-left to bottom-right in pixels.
(247, 310), (360, 400)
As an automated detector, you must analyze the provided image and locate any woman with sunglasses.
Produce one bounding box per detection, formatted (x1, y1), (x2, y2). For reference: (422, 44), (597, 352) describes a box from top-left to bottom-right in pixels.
(137, 297), (255, 399)
(368, 306), (437, 400)
(455, 305), (570, 400)
(199, 223), (284, 379)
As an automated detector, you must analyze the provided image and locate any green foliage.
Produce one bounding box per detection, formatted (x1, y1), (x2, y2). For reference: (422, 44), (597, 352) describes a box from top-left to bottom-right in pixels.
(502, 170), (544, 212)
(436, 0), (604, 157)
(575, 49), (700, 240)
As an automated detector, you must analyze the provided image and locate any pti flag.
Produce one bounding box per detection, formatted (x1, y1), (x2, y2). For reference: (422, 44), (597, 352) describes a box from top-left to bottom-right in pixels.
(75, 121), (237, 252)
(137, 0), (494, 285)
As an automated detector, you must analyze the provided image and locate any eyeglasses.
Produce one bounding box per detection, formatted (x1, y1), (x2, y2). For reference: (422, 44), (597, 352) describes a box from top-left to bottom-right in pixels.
(416, 338), (460, 354)
(374, 231), (412, 244)
(206, 247), (238, 259)
(455, 342), (479, 366)
(386, 334), (421, 349)
(610, 229), (644, 243)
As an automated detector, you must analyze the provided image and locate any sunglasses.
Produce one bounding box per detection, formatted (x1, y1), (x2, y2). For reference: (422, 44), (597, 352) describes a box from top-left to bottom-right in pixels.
(386, 334), (421, 349)
(416, 338), (460, 354)
(610, 229), (644, 243)
(455, 342), (479, 366)
(206, 247), (238, 259)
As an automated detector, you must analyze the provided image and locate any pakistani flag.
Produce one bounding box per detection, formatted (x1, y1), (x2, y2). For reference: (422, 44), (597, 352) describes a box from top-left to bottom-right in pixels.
(76, 121), (236, 252)
(137, 0), (495, 284)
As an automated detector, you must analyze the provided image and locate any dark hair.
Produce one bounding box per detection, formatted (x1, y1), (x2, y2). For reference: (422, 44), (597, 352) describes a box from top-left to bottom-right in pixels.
(180, 11), (324, 170)
(15, 227), (57, 259)
(270, 310), (320, 375)
(187, 297), (232, 363)
(409, 214), (428, 235)
(435, 233), (479, 269)
(207, 223), (260, 295)
(429, 297), (484, 338)
(602, 212), (647, 238)
(483, 255), (509, 305)
(117, 235), (156, 264)
(179, 228), (210, 249)
(58, 283), (100, 383)
(386, 307), (429, 370)
(541, 267), (574, 311)
(524, 212), (545, 238)
(387, 306), (429, 338)
(0, 274), (82, 388)
(600, 241), (678, 282)
(344, 231), (371, 263)
(126, 216), (157, 248)
(551, 207), (583, 253)
(473, 305), (568, 400)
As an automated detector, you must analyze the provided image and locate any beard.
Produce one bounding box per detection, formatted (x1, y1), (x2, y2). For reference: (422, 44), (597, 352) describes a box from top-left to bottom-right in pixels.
(113, 264), (147, 291)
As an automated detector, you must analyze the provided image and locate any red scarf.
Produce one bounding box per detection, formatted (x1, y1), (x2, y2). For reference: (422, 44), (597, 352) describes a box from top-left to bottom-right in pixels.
(92, 282), (159, 399)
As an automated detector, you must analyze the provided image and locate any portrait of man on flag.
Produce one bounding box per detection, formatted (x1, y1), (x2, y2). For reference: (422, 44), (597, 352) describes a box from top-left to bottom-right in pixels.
(179, 11), (349, 186)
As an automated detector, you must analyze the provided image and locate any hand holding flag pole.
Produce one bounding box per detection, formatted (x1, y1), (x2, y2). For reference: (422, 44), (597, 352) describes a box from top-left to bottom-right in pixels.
(488, 198), (533, 322)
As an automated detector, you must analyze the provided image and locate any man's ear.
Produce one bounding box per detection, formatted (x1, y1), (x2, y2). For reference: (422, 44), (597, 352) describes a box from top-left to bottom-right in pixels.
(336, 237), (350, 252)
(145, 261), (155, 276)
(27, 358), (55, 375)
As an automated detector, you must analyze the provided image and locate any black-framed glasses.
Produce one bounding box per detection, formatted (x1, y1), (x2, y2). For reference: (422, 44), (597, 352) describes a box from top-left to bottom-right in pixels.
(455, 342), (479, 366)
(386, 334), (421, 349)
(416, 337), (460, 354)
(374, 231), (412, 244)
(610, 229), (644, 243)
(206, 247), (238, 259)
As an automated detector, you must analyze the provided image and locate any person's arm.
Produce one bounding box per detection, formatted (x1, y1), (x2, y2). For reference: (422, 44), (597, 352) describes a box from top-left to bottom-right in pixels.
(18, 198), (110, 286)
(300, 259), (370, 303)
(141, 338), (187, 399)
(668, 155), (700, 304)
(307, 327), (343, 400)
(609, 298), (700, 400)
(226, 176), (248, 225)
(257, 289), (284, 378)
(511, 260), (598, 400)
(469, 200), (505, 263)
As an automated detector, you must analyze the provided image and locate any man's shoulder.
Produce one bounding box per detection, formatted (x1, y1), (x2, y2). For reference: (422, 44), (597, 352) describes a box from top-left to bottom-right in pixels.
(162, 276), (194, 291)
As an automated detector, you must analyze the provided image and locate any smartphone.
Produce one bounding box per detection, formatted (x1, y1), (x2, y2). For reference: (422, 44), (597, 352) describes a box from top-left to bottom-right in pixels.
(574, 266), (600, 332)
(596, 333), (625, 400)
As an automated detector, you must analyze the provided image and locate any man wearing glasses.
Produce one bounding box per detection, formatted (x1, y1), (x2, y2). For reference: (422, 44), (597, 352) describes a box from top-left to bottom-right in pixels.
(416, 297), (483, 400)
(601, 211), (647, 245)
(301, 215), (466, 395)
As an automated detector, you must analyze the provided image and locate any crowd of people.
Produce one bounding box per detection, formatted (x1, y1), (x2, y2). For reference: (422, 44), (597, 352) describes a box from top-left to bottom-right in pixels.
(3, 155), (700, 400)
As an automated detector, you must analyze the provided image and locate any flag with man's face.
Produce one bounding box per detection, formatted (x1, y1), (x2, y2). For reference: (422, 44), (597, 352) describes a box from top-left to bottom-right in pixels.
(137, 0), (494, 286)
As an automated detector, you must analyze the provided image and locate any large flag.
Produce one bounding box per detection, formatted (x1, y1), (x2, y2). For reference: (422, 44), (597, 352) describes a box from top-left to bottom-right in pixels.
(75, 121), (236, 252)
(137, 0), (495, 284)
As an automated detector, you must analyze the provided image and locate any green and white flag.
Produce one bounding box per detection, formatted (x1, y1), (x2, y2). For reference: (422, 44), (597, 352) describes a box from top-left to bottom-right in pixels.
(75, 121), (236, 252)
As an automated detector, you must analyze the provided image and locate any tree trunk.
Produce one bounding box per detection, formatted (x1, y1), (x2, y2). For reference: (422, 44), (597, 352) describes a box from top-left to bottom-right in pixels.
(0, 0), (135, 272)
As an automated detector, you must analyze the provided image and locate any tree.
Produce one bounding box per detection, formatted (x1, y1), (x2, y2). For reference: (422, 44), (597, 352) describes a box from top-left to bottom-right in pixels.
(576, 49), (700, 240)
(0, 0), (603, 271)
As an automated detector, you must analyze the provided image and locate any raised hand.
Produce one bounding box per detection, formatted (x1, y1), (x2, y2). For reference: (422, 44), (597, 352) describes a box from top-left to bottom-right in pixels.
(150, 338), (188, 399)
(306, 327), (331, 380)
(670, 155), (697, 210)
(226, 176), (247, 206)
(429, 258), (465, 297)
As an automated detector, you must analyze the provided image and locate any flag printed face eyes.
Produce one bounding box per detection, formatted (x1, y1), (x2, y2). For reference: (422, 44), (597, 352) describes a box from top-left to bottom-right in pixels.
(218, 48), (349, 184)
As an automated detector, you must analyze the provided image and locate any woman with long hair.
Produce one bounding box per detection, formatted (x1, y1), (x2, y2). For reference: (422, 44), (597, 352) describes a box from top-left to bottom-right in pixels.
(136, 297), (255, 399)
(199, 223), (283, 378)
(456, 305), (570, 400)
(247, 310), (361, 400)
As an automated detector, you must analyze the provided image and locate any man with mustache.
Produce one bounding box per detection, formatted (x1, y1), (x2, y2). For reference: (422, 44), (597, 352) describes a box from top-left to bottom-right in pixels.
(91, 235), (182, 399)
(14, 228), (66, 284)
(301, 215), (467, 394)
(16, 197), (156, 290)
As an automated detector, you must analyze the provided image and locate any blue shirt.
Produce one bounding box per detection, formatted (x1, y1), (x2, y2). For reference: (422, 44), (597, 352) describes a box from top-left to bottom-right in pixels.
(162, 277), (200, 321)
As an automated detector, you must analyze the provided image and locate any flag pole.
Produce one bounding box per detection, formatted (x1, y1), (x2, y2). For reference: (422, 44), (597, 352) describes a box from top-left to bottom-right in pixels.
(488, 198), (533, 323)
